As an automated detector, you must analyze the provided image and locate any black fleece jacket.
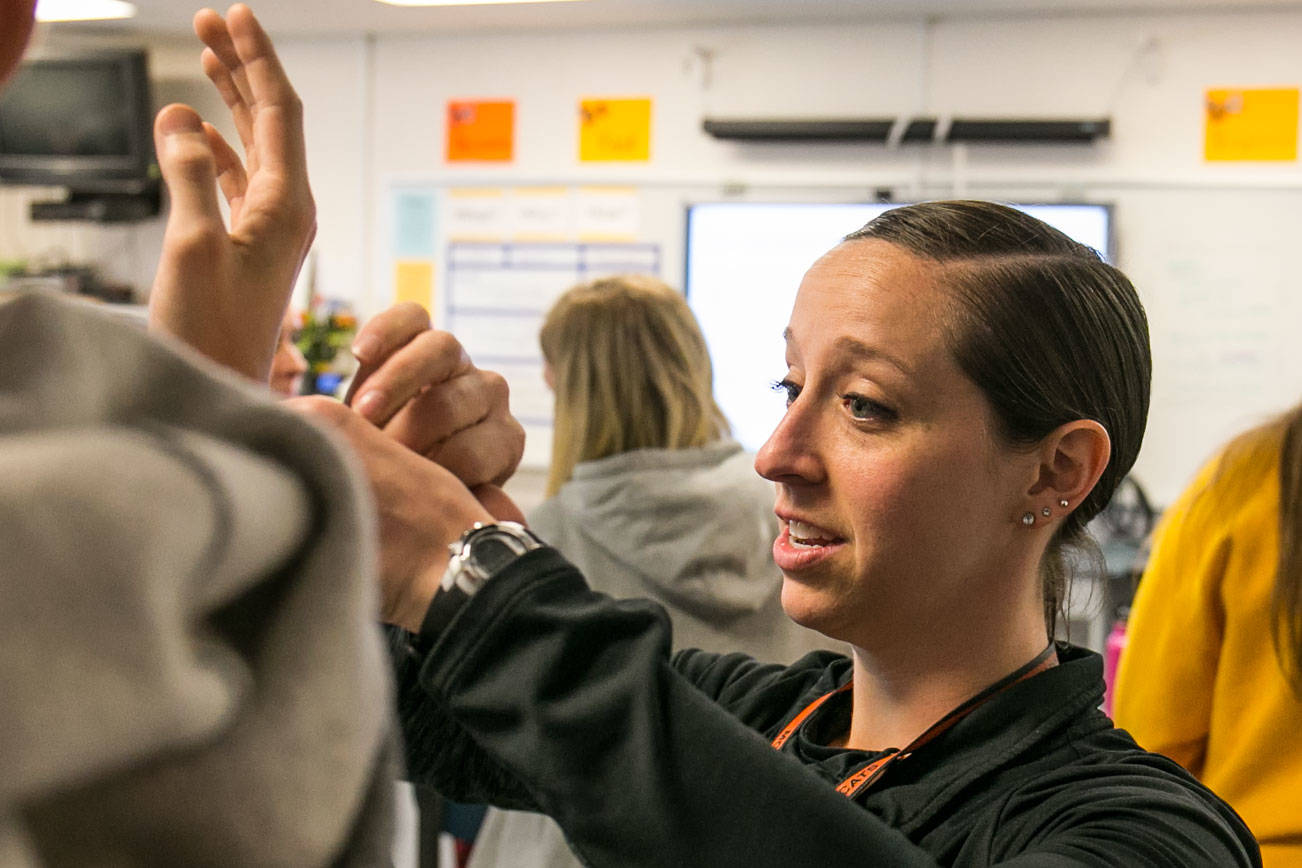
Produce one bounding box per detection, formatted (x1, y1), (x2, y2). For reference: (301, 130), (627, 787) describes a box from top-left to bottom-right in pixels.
(391, 548), (1260, 867)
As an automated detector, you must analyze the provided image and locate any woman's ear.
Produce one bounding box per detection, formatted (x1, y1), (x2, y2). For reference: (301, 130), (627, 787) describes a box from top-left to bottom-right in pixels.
(1027, 420), (1111, 513)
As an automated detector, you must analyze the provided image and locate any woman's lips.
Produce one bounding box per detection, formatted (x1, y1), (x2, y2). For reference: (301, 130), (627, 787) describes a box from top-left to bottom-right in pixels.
(773, 520), (845, 572)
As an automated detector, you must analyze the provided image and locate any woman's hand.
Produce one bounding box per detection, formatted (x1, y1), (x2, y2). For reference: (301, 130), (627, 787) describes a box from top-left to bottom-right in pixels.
(290, 396), (525, 632)
(344, 302), (526, 489)
(148, 4), (315, 383)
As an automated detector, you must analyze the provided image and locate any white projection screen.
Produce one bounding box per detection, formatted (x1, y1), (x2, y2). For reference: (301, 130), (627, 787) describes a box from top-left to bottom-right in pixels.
(684, 202), (1112, 452)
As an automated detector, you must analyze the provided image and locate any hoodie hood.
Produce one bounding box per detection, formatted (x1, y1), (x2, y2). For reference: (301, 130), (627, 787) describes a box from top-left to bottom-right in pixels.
(529, 440), (782, 626)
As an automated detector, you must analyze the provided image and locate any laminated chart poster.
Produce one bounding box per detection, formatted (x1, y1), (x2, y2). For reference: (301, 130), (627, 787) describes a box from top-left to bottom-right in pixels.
(387, 184), (658, 467)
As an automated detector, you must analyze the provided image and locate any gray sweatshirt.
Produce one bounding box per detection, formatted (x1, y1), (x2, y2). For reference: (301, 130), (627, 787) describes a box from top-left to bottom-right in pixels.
(0, 294), (395, 866)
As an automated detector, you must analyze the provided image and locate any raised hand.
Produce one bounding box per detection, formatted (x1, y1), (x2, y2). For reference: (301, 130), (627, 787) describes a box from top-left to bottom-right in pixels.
(344, 303), (526, 489)
(148, 4), (315, 383)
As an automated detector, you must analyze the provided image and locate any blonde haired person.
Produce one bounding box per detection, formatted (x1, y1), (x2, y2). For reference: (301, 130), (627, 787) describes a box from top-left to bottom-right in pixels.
(540, 274), (725, 498)
(469, 275), (832, 868)
(1114, 408), (1302, 866)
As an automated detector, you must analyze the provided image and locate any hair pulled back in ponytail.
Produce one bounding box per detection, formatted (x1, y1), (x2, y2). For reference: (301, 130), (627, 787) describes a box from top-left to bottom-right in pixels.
(846, 201), (1152, 633)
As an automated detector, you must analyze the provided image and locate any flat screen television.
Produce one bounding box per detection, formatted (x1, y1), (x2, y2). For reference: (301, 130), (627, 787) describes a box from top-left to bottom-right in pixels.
(684, 201), (1113, 452)
(0, 49), (157, 196)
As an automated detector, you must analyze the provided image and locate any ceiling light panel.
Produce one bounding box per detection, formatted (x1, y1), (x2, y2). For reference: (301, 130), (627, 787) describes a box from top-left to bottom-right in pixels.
(374, 0), (589, 7)
(35, 0), (137, 22)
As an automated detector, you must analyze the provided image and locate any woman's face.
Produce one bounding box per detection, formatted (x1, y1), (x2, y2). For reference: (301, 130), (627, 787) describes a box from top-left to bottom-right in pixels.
(270, 310), (308, 397)
(754, 238), (1038, 648)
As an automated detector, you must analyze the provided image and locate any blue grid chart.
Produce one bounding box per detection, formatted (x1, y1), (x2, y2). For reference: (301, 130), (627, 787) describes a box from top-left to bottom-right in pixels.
(446, 240), (661, 467)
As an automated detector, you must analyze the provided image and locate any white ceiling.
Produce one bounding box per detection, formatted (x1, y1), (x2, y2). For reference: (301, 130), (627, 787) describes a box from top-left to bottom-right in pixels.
(42, 0), (1302, 38)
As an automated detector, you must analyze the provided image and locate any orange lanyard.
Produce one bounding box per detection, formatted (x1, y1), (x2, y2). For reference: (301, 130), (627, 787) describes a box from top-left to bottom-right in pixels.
(770, 644), (1058, 800)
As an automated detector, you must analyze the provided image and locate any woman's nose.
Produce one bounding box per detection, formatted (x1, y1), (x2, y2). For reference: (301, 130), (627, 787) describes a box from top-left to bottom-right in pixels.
(754, 395), (824, 486)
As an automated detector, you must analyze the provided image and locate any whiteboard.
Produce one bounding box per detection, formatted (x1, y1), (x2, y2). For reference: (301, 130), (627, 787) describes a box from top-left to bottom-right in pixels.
(684, 202), (1112, 463)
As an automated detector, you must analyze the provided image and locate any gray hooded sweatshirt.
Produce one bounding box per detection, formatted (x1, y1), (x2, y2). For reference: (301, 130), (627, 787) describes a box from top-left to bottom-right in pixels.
(0, 294), (396, 866)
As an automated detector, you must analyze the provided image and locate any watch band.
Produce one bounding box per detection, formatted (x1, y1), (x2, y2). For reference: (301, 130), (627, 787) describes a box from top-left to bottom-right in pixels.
(417, 521), (544, 645)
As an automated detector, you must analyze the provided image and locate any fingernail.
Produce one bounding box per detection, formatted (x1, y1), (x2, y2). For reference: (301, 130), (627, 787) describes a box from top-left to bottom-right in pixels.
(157, 106), (203, 136)
(351, 335), (380, 361)
(354, 390), (386, 421)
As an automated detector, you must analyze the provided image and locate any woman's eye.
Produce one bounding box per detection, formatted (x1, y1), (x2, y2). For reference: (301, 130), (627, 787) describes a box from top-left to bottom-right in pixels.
(771, 379), (800, 406)
(843, 394), (895, 422)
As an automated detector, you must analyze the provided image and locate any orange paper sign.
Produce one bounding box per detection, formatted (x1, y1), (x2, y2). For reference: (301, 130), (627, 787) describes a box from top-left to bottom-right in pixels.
(579, 97), (652, 162)
(1205, 88), (1299, 162)
(447, 100), (515, 162)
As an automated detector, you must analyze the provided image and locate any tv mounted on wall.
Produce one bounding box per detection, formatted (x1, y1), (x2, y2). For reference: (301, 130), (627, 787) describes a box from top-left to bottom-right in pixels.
(0, 49), (160, 221)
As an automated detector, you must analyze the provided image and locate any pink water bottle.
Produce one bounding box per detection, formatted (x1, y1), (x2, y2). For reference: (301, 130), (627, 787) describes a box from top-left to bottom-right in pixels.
(1103, 611), (1128, 718)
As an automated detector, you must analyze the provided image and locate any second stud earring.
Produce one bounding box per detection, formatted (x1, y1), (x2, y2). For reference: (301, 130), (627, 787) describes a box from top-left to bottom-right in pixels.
(1021, 512), (1035, 526)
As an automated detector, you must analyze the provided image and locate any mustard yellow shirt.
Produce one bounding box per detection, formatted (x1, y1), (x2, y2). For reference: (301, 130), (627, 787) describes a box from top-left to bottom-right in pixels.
(1115, 424), (1302, 866)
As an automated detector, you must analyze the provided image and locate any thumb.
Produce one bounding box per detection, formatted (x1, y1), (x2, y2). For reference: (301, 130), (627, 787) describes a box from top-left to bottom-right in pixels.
(155, 104), (223, 232)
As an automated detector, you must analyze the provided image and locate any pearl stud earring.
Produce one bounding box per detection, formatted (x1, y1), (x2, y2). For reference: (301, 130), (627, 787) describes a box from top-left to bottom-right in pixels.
(1021, 512), (1035, 526)
(1059, 499), (1070, 508)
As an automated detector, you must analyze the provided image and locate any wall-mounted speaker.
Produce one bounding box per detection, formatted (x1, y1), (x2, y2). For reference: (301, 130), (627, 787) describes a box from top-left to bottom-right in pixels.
(702, 117), (1110, 145)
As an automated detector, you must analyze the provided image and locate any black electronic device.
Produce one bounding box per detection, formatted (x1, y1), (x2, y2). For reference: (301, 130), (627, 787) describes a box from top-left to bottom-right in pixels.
(0, 49), (160, 221)
(702, 116), (1111, 145)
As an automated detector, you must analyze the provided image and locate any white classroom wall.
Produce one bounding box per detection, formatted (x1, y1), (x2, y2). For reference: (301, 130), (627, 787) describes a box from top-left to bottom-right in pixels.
(275, 37), (370, 308)
(6, 7), (1302, 506)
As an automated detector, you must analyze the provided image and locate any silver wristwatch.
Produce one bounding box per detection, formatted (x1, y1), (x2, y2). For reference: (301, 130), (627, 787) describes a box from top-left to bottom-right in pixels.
(440, 521), (545, 598)
(416, 521), (547, 645)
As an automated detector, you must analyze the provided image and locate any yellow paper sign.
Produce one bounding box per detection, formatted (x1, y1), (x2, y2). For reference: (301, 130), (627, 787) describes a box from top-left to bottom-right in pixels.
(394, 261), (434, 312)
(579, 97), (652, 162)
(1205, 87), (1299, 162)
(447, 100), (514, 162)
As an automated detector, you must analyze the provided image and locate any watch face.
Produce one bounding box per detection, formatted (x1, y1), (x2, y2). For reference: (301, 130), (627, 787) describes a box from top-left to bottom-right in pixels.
(474, 535), (521, 577)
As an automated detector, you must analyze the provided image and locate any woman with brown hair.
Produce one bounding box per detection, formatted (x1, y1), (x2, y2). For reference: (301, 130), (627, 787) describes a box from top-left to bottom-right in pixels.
(1115, 409), (1302, 866)
(313, 200), (1260, 866)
